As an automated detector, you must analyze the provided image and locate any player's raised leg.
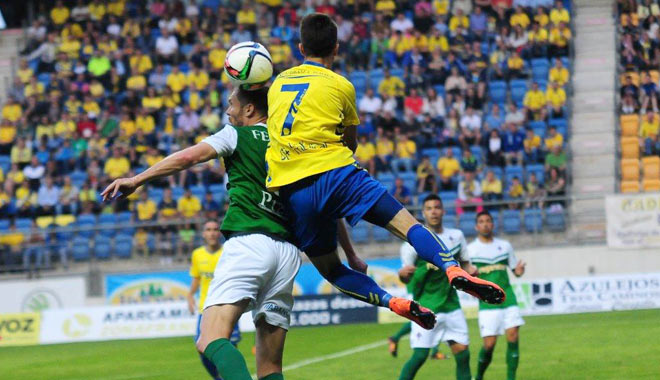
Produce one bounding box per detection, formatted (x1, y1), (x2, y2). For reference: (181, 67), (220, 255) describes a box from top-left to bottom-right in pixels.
(377, 203), (505, 304)
(196, 301), (252, 380)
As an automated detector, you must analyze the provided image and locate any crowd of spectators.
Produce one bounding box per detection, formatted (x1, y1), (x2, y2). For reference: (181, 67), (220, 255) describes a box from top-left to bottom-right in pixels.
(617, 0), (660, 193)
(0, 0), (573, 271)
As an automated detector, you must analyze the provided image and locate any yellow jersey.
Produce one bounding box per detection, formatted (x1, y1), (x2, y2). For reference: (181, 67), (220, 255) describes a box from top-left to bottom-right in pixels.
(189, 246), (223, 312)
(265, 61), (359, 189)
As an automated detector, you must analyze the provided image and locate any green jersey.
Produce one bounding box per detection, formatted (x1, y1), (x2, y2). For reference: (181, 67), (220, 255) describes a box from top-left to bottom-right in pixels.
(400, 227), (468, 313)
(201, 123), (290, 240)
(466, 237), (518, 310)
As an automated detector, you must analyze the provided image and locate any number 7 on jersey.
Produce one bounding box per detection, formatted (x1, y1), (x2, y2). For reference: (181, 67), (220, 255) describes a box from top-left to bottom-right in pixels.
(280, 83), (309, 136)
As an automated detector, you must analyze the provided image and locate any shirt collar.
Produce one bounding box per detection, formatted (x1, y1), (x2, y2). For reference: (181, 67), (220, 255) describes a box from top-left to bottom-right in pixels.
(303, 60), (325, 68)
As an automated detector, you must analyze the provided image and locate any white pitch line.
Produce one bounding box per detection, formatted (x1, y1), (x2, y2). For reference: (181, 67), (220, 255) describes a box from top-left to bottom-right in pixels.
(251, 339), (389, 379)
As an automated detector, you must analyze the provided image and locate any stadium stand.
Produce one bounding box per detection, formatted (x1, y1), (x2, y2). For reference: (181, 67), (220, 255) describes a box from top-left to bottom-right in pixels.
(0, 0), (574, 272)
(616, 0), (660, 192)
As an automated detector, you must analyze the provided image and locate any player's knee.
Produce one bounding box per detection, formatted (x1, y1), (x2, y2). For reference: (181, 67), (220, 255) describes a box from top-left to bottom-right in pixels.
(506, 329), (519, 342)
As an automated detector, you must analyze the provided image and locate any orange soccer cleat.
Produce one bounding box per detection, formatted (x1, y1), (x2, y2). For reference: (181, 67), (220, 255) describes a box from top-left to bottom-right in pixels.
(389, 298), (436, 330)
(446, 266), (506, 304)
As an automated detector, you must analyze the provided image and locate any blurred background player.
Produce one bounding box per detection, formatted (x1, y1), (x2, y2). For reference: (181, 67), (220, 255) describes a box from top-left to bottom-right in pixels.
(265, 13), (504, 331)
(187, 220), (240, 380)
(397, 194), (474, 380)
(468, 211), (526, 380)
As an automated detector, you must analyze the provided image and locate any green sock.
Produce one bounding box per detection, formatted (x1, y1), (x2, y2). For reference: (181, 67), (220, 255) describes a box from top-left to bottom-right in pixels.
(476, 347), (493, 380)
(398, 348), (429, 380)
(391, 322), (412, 342)
(259, 373), (284, 380)
(506, 341), (519, 380)
(454, 349), (471, 380)
(203, 338), (252, 380)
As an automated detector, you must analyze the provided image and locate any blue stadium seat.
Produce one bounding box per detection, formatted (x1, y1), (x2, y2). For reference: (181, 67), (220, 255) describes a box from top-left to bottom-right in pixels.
(369, 71), (384, 90)
(502, 210), (522, 234)
(71, 238), (90, 261)
(421, 147), (441, 164)
(399, 172), (417, 192)
(525, 164), (545, 185)
(439, 191), (458, 210)
(433, 84), (445, 98)
(443, 214), (457, 229)
(178, 62), (190, 73)
(98, 214), (118, 238)
(171, 186), (185, 200)
(116, 212), (134, 235)
(0, 155), (10, 173)
(15, 218), (32, 231)
(147, 187), (164, 203)
(94, 236), (113, 260)
(531, 59), (550, 82)
(349, 71), (368, 94)
(504, 165), (524, 185)
(70, 171), (88, 187)
(529, 121), (547, 137)
(524, 209), (543, 233)
(490, 210), (501, 235)
(470, 146), (483, 165)
(390, 68), (404, 79)
(350, 221), (370, 244)
(208, 184), (226, 204)
(114, 234), (133, 259)
(190, 184), (207, 200)
(37, 73), (51, 86)
(0, 220), (9, 230)
(77, 214), (96, 238)
(372, 226), (392, 242)
(489, 81), (507, 104)
(377, 172), (396, 189)
(510, 80), (528, 105)
(545, 208), (566, 231)
(485, 166), (503, 178)
(458, 212), (477, 237)
(441, 146), (462, 159)
(549, 119), (568, 137)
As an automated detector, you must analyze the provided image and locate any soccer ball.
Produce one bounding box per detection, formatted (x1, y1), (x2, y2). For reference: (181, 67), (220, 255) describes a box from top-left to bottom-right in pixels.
(224, 42), (273, 90)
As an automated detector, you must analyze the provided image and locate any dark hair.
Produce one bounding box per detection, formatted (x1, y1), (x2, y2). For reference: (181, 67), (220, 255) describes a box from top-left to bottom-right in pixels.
(476, 210), (493, 222)
(300, 13), (338, 58)
(423, 193), (443, 207)
(236, 87), (269, 117)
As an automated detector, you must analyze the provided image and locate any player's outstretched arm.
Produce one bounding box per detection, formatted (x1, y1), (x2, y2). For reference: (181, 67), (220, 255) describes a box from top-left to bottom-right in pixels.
(101, 143), (217, 201)
(337, 219), (368, 274)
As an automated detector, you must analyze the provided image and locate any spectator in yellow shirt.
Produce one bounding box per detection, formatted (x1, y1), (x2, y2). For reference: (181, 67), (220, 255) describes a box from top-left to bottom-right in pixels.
(51, 1), (70, 25)
(376, 0), (397, 16)
(437, 148), (460, 190)
(378, 69), (406, 98)
(136, 108), (156, 135)
(136, 191), (158, 221)
(549, 23), (572, 57)
(130, 51), (153, 75)
(355, 135), (377, 174)
(639, 110), (660, 155)
(549, 58), (569, 87)
(24, 77), (45, 98)
(178, 189), (202, 219)
(104, 147), (131, 179)
(88, 0), (107, 21)
(535, 7), (550, 27)
(83, 96), (101, 116)
(119, 113), (136, 137)
(126, 69), (147, 91)
(544, 125), (564, 151)
(507, 50), (525, 79)
(550, 1), (570, 25)
(187, 66), (210, 89)
(391, 134), (416, 174)
(449, 9), (470, 32)
(208, 42), (227, 72)
(546, 81), (567, 117)
(236, 3), (256, 27)
(142, 88), (163, 113)
(59, 34), (82, 59)
(507, 177), (525, 210)
(416, 156), (438, 193)
(523, 82), (547, 120)
(429, 28), (450, 53)
(0, 120), (17, 154)
(481, 170), (503, 205)
(16, 60), (33, 84)
(524, 128), (542, 163)
(1, 97), (22, 122)
(55, 113), (76, 138)
(0, 222), (25, 255)
(270, 37), (293, 72)
(167, 66), (187, 93)
(510, 6), (531, 28)
(107, 0), (125, 17)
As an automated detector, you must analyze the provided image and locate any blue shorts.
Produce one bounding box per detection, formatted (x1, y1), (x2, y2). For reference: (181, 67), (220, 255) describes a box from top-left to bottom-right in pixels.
(279, 163), (402, 255)
(195, 314), (241, 345)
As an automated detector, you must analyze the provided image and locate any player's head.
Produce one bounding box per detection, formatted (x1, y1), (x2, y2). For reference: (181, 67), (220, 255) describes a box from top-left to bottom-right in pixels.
(475, 211), (494, 238)
(299, 13), (338, 60)
(226, 86), (269, 127)
(422, 194), (444, 229)
(202, 220), (221, 248)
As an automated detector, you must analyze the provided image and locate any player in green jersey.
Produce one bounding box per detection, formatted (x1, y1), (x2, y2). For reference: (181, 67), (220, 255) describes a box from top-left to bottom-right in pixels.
(467, 211), (526, 380)
(102, 87), (365, 380)
(397, 194), (477, 380)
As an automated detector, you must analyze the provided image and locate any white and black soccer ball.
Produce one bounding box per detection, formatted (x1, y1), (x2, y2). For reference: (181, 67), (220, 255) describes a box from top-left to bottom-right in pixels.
(224, 41), (273, 90)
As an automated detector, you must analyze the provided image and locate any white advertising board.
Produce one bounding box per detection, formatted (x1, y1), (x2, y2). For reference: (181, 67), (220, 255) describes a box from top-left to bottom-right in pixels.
(0, 277), (86, 313)
(605, 193), (660, 248)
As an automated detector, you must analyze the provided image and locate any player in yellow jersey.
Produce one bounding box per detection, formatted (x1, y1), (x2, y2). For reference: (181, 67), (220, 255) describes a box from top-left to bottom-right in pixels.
(187, 220), (240, 380)
(265, 14), (505, 330)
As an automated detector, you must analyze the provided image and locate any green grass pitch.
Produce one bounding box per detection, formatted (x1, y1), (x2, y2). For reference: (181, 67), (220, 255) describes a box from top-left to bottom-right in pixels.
(2, 309), (659, 379)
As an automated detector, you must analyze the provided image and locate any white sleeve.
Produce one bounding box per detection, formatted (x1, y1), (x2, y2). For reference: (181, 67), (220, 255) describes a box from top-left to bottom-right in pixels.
(400, 243), (417, 267)
(201, 125), (238, 157)
(457, 232), (470, 263)
(506, 241), (518, 269)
